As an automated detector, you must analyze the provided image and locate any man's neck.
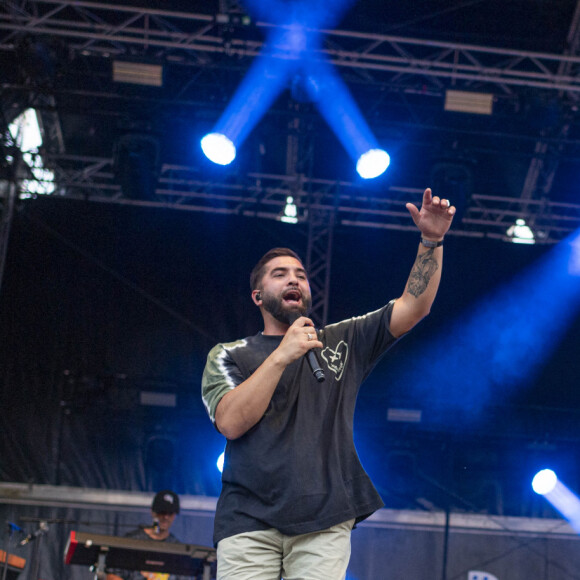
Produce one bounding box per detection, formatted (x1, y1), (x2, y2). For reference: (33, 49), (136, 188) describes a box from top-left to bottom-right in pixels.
(262, 316), (289, 336)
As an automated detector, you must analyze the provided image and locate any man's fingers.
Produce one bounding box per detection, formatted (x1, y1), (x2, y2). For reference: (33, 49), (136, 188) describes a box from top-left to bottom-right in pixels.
(406, 202), (420, 219)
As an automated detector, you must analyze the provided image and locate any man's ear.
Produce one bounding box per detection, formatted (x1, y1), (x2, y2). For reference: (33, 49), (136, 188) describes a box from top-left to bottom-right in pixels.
(252, 290), (262, 305)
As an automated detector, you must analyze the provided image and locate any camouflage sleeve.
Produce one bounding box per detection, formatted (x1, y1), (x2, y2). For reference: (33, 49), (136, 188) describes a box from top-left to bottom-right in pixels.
(201, 340), (246, 424)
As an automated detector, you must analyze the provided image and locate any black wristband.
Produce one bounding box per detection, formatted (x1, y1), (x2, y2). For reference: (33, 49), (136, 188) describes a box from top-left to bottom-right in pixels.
(420, 237), (444, 248)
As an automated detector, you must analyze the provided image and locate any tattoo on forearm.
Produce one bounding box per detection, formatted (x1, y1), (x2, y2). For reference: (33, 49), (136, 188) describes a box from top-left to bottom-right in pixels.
(407, 248), (439, 298)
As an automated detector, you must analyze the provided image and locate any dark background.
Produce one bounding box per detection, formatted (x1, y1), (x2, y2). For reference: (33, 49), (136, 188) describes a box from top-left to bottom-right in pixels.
(2, 0), (580, 522)
(2, 195), (579, 519)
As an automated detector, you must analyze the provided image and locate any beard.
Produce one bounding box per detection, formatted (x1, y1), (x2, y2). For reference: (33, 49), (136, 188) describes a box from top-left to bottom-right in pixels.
(261, 291), (311, 325)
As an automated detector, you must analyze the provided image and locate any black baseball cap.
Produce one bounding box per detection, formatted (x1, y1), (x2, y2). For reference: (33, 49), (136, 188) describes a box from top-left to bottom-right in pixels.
(151, 490), (180, 514)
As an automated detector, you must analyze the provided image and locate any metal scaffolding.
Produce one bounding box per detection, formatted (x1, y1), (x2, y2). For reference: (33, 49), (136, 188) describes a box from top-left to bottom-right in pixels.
(9, 153), (580, 245)
(2, 0), (580, 94)
(3, 0), (580, 318)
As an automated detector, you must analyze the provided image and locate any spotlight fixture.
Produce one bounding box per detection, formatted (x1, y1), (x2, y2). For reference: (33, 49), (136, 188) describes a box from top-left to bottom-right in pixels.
(506, 218), (535, 244)
(9, 108), (55, 196)
(532, 469), (558, 495)
(531, 468), (580, 533)
(112, 60), (163, 87)
(444, 90), (493, 115)
(202, 0), (387, 178)
(280, 196), (298, 224)
(201, 133), (236, 166)
(217, 451), (225, 473)
(356, 149), (390, 179)
(215, 13), (252, 26)
(113, 133), (160, 200)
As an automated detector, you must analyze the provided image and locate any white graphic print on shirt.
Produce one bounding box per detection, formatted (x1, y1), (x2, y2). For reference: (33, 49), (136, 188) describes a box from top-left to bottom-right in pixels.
(321, 340), (348, 380)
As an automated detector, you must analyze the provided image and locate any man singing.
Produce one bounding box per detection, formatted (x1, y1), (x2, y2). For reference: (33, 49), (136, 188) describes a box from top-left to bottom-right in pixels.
(202, 188), (455, 579)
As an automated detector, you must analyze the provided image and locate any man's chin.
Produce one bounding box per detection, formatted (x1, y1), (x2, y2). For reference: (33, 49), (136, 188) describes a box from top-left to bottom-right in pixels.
(279, 304), (308, 323)
(262, 294), (310, 324)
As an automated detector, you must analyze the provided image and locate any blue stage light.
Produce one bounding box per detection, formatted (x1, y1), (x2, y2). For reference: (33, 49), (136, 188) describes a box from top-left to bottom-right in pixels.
(201, 133), (236, 166)
(532, 469), (558, 495)
(384, 229), (580, 423)
(217, 451), (225, 473)
(531, 469), (580, 534)
(202, 0), (390, 177)
(356, 149), (391, 179)
(300, 56), (390, 178)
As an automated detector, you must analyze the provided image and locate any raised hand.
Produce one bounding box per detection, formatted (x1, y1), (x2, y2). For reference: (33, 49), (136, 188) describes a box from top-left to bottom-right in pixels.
(405, 188), (456, 240)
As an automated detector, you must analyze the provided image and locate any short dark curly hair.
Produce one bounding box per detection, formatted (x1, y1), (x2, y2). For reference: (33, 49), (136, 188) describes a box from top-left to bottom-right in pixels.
(250, 247), (305, 291)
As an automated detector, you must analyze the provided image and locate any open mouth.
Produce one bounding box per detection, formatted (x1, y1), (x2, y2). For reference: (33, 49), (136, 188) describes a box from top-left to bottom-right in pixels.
(282, 288), (302, 304)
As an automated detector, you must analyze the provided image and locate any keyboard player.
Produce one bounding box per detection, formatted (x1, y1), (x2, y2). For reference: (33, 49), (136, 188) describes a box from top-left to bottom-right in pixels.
(107, 490), (184, 580)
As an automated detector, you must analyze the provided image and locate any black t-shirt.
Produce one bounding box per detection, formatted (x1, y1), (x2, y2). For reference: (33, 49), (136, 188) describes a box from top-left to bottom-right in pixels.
(202, 302), (400, 546)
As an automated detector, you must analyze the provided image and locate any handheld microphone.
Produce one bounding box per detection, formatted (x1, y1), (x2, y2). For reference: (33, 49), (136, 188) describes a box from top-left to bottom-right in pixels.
(153, 518), (160, 534)
(289, 313), (325, 383)
(19, 521), (48, 545)
(306, 349), (325, 383)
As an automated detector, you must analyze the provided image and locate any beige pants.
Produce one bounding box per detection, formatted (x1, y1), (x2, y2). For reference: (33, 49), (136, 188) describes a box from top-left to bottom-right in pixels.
(216, 518), (355, 580)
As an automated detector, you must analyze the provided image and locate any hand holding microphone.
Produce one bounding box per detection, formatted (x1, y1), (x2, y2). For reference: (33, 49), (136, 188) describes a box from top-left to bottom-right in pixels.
(288, 313), (325, 383)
